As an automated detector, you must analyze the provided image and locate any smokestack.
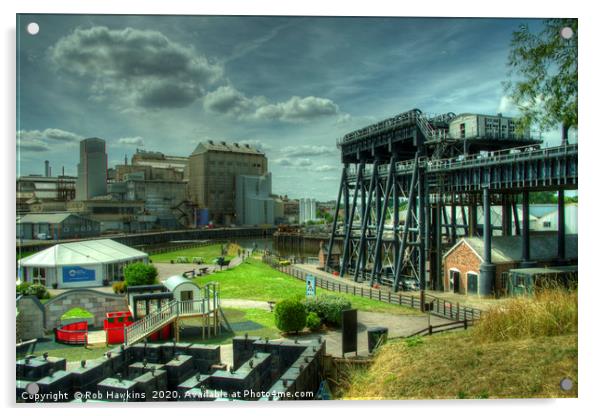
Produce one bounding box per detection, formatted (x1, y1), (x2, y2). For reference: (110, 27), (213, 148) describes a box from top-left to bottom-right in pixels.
(125, 154), (128, 165)
(62, 166), (65, 177)
(44, 160), (50, 177)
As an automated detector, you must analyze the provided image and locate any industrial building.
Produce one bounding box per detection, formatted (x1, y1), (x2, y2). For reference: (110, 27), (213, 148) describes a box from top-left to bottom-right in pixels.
(235, 173), (275, 226)
(18, 239), (148, 288)
(443, 234), (578, 295)
(16, 174), (76, 214)
(67, 197), (145, 233)
(448, 113), (530, 140)
(299, 198), (317, 223)
(188, 140), (268, 225)
(16, 213), (100, 240)
(76, 138), (108, 200)
(130, 149), (189, 179)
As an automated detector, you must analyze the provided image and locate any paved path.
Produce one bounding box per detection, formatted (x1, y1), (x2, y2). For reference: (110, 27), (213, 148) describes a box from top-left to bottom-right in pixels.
(221, 299), (272, 311)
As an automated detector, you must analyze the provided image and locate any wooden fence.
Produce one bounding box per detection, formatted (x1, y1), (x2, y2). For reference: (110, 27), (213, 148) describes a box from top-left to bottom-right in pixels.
(263, 255), (481, 321)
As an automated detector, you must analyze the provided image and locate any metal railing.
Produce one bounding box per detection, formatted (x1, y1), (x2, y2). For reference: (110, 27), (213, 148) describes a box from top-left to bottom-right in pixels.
(125, 299), (179, 345)
(124, 282), (221, 345)
(346, 143), (577, 179)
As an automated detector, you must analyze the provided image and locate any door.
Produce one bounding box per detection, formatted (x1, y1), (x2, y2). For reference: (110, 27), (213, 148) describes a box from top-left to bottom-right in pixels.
(449, 270), (460, 293)
(181, 290), (193, 301)
(467, 273), (479, 294)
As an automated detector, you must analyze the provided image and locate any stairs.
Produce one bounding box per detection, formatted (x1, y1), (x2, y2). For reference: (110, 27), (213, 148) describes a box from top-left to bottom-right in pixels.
(125, 299), (179, 346)
(124, 283), (221, 346)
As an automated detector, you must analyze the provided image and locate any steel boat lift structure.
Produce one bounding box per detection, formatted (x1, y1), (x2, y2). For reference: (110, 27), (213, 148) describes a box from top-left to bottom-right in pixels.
(325, 109), (578, 310)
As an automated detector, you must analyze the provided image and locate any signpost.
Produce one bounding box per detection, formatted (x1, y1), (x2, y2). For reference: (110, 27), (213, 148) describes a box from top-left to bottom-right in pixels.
(305, 275), (316, 298)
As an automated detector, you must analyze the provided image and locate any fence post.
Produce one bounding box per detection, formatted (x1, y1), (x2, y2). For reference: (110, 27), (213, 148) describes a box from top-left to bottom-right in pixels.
(464, 319), (468, 330)
(411, 296), (414, 309)
(428, 325), (433, 335)
(456, 302), (460, 321)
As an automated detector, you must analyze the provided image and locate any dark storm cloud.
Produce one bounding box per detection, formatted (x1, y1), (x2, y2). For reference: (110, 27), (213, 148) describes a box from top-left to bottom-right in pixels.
(50, 26), (223, 109)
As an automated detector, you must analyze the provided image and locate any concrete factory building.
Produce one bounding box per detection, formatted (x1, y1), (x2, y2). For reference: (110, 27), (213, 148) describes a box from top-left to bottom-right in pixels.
(17, 213), (100, 240)
(299, 198), (317, 223)
(235, 173), (274, 226)
(448, 113), (530, 140)
(188, 140), (268, 225)
(18, 239), (148, 289)
(76, 138), (108, 200)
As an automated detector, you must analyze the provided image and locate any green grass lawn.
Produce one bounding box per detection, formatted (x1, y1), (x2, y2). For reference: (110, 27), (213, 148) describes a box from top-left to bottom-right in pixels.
(150, 244), (234, 263)
(61, 307), (94, 320)
(195, 258), (420, 315)
(17, 250), (35, 261)
(179, 307), (280, 345)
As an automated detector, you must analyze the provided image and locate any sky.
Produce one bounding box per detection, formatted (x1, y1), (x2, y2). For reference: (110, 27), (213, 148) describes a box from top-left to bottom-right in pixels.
(16, 15), (572, 200)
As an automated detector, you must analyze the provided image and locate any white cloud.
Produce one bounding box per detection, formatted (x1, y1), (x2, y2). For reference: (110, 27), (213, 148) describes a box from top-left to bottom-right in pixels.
(203, 85), (342, 122)
(117, 136), (145, 146)
(17, 128), (82, 152)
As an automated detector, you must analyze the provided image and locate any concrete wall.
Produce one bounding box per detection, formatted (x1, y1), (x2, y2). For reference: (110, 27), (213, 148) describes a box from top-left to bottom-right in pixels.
(16, 296), (45, 341)
(44, 289), (128, 329)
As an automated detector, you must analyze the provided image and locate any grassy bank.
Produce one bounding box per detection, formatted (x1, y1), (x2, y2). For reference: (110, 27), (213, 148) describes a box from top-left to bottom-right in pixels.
(195, 258), (420, 315)
(150, 243), (236, 263)
(342, 289), (578, 399)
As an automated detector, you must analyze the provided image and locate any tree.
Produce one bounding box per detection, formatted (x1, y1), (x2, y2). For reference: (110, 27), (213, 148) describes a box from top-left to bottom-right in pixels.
(124, 262), (158, 287)
(504, 19), (577, 145)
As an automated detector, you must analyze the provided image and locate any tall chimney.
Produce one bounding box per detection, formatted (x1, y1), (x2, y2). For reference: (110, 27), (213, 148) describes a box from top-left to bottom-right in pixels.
(44, 160), (50, 177)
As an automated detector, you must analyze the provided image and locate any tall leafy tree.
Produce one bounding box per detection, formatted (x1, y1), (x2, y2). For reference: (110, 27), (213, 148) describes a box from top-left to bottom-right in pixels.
(504, 19), (577, 144)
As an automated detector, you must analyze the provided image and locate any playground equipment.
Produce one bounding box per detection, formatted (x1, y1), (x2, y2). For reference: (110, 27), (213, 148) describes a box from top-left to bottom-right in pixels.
(123, 279), (221, 346)
(55, 321), (88, 345)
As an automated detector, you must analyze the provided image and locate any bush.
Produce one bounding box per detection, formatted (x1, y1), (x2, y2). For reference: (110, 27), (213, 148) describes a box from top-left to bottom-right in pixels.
(124, 262), (158, 287)
(16, 282), (31, 295)
(303, 294), (352, 327)
(306, 312), (321, 331)
(112, 281), (126, 294)
(274, 297), (307, 334)
(24, 283), (50, 299)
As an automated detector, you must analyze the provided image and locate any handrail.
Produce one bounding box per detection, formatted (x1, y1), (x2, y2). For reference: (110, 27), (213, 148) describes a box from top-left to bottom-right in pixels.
(344, 143), (578, 178)
(124, 282), (221, 345)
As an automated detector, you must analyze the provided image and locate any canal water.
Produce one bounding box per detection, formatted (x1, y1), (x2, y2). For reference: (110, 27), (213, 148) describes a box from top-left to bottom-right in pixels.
(136, 236), (317, 259)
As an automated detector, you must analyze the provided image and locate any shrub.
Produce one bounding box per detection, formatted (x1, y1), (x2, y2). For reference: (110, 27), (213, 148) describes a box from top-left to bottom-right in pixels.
(306, 312), (321, 331)
(124, 262), (158, 287)
(274, 297), (307, 334)
(303, 294), (352, 327)
(112, 281), (126, 294)
(24, 283), (50, 299)
(16, 282), (31, 295)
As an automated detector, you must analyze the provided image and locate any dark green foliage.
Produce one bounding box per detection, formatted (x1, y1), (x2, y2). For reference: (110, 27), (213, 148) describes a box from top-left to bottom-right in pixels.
(303, 294), (352, 327)
(505, 19), (577, 143)
(274, 297), (307, 333)
(16, 282), (31, 295)
(306, 312), (321, 331)
(124, 262), (158, 287)
(20, 283), (50, 299)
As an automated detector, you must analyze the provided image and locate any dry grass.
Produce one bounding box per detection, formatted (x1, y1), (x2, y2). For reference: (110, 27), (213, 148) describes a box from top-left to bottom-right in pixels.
(342, 331), (577, 400)
(473, 289), (578, 342)
(342, 289), (578, 400)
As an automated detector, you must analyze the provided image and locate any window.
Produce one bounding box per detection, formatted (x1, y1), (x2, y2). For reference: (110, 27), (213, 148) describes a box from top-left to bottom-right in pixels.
(32, 267), (46, 285)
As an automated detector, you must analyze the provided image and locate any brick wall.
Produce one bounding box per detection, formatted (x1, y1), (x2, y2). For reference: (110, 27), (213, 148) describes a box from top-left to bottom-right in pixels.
(44, 289), (128, 330)
(443, 242), (482, 294)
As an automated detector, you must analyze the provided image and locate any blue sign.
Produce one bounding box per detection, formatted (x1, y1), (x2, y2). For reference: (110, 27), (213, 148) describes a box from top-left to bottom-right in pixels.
(62, 266), (96, 283)
(306, 275), (316, 297)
